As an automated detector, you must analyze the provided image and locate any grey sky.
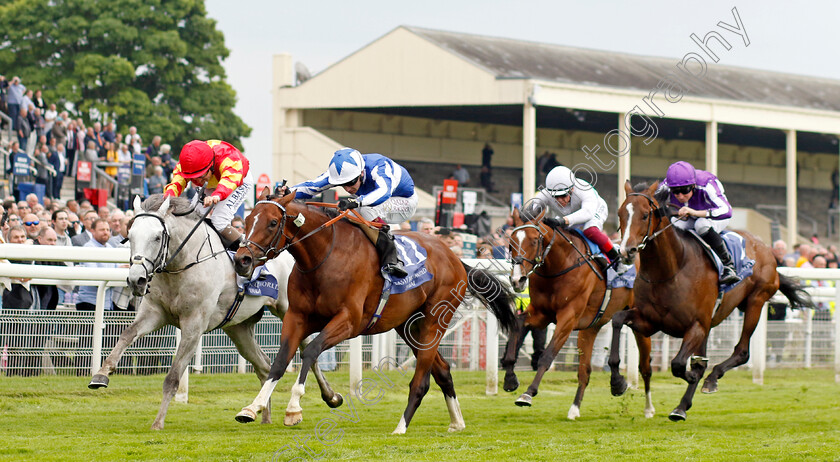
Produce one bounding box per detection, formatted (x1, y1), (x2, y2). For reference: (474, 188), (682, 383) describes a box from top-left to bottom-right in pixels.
(204, 1), (840, 179)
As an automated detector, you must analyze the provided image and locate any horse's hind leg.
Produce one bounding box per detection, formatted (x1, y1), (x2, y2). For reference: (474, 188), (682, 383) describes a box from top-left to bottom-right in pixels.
(608, 308), (656, 397)
(516, 306), (578, 407)
(568, 327), (597, 420)
(634, 331), (654, 418)
(89, 305), (166, 389)
(151, 317), (204, 430)
(670, 340), (708, 422)
(224, 320), (273, 424)
(702, 294), (766, 394)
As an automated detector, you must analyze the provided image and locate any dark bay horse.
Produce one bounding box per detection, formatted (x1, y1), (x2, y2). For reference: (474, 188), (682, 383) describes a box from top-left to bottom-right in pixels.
(613, 181), (813, 421)
(232, 189), (517, 434)
(504, 207), (654, 419)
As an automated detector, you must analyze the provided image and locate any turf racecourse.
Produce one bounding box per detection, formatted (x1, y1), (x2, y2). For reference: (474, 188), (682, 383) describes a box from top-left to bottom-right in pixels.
(1, 369), (839, 461)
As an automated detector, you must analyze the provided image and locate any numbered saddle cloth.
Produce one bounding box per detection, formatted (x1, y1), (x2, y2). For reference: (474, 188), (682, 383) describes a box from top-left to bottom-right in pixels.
(226, 251), (279, 299)
(688, 230), (755, 293)
(382, 235), (434, 295)
(570, 229), (635, 290)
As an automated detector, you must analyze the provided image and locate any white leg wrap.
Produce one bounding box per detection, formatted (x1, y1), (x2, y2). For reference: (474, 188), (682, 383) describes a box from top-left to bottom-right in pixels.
(567, 404), (580, 421)
(392, 415), (407, 435)
(644, 391), (655, 418)
(286, 382), (305, 414)
(445, 396), (466, 432)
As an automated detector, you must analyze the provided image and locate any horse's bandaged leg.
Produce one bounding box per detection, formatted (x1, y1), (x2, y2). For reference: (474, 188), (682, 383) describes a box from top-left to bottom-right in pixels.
(445, 396), (465, 432)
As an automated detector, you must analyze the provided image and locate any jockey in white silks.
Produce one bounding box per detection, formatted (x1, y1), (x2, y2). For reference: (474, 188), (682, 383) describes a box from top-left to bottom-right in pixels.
(535, 166), (631, 274)
(288, 148), (417, 278)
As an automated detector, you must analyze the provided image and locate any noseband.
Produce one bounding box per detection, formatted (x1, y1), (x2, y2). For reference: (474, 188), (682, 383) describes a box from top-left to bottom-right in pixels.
(510, 223), (556, 277)
(626, 192), (672, 251)
(241, 199), (298, 261)
(129, 213), (171, 288)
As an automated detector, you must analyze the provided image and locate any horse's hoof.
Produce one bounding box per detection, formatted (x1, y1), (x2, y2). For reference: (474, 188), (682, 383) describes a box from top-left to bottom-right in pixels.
(448, 424), (465, 432)
(701, 380), (718, 394)
(326, 393), (343, 408)
(150, 422), (164, 431)
(668, 409), (687, 422)
(503, 374), (519, 392)
(235, 408), (257, 423)
(284, 411), (303, 426)
(610, 377), (628, 396)
(88, 374), (109, 389)
(514, 393), (533, 407)
(567, 404), (580, 420)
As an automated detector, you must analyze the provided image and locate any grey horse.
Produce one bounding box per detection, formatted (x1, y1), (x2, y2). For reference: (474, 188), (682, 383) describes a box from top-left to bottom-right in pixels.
(88, 195), (342, 430)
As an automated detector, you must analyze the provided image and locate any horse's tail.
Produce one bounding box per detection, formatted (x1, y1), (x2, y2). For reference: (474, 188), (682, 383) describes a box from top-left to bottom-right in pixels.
(461, 262), (518, 334)
(778, 272), (815, 310)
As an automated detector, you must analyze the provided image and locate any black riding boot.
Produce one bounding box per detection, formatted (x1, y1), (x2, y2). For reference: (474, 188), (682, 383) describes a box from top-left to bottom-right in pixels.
(219, 225), (245, 252)
(701, 229), (740, 285)
(375, 225), (407, 278)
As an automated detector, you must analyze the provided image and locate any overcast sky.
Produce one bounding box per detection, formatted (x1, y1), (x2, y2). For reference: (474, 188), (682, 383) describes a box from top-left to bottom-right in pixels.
(204, 0), (840, 179)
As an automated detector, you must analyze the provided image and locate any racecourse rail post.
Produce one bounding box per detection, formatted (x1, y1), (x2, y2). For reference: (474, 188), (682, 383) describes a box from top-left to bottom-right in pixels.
(835, 285), (840, 383)
(805, 308), (814, 369)
(751, 303), (768, 385)
(90, 281), (108, 375)
(628, 328), (639, 388)
(486, 310), (499, 395)
(349, 337), (362, 396)
(175, 328), (189, 403)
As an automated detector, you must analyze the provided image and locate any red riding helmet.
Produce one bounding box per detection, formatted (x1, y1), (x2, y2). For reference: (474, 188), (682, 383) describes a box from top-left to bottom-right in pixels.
(179, 141), (215, 178)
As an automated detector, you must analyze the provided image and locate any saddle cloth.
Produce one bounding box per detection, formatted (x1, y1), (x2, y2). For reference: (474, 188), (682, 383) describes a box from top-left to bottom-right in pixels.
(687, 230), (755, 293)
(382, 235), (434, 295)
(569, 229), (635, 290)
(226, 251), (280, 299)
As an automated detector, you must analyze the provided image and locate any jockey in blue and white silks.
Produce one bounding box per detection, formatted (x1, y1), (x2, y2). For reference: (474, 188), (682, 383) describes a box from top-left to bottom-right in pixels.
(660, 160), (740, 284)
(291, 148), (417, 278)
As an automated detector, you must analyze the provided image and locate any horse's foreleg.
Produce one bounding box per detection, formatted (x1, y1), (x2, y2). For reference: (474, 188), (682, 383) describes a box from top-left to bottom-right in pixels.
(568, 327), (597, 420)
(151, 319), (204, 430)
(608, 309), (631, 396)
(89, 307), (165, 389)
(299, 335), (343, 409)
(633, 331), (655, 418)
(516, 308), (576, 407)
(236, 311), (308, 424)
(703, 295), (766, 394)
(670, 322), (707, 383)
(224, 321), (273, 424)
(670, 339), (708, 422)
(284, 310), (354, 427)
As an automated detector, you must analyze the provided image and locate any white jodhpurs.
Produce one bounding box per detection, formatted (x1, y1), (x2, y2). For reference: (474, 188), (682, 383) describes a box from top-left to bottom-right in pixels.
(192, 172), (254, 231)
(672, 216), (729, 235)
(358, 193), (418, 225)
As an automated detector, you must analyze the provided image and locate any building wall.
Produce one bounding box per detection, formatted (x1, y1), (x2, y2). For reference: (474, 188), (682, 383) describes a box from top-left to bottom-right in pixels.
(303, 109), (838, 190)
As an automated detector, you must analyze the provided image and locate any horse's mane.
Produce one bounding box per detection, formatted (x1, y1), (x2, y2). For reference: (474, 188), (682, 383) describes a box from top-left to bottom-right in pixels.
(631, 181), (673, 218)
(142, 194), (200, 219)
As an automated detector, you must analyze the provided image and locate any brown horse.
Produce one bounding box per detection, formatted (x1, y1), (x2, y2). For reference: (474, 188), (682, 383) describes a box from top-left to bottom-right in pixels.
(231, 189), (517, 434)
(612, 181), (813, 421)
(503, 206), (654, 419)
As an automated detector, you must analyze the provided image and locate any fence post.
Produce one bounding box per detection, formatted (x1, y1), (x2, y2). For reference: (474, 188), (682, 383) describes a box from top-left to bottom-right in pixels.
(486, 309), (498, 395)
(627, 327), (639, 389)
(175, 328), (189, 403)
(751, 303), (768, 385)
(90, 281), (108, 375)
(805, 309), (813, 369)
(349, 337), (362, 396)
(660, 333), (670, 372)
(470, 310), (480, 371)
(835, 284), (840, 383)
(237, 354), (247, 374)
(194, 335), (203, 374)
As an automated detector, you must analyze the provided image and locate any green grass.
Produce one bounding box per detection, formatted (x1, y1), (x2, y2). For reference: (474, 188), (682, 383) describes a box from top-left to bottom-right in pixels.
(1, 369), (839, 461)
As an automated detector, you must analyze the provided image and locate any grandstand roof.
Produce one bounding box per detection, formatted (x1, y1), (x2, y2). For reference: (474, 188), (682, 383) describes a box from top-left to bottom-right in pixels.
(406, 26), (840, 113)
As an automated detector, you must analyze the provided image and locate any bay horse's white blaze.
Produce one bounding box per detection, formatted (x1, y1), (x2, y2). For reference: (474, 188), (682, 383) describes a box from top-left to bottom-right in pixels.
(246, 212), (261, 241)
(644, 391), (655, 418)
(619, 203), (634, 254)
(567, 404), (580, 420)
(445, 396), (465, 432)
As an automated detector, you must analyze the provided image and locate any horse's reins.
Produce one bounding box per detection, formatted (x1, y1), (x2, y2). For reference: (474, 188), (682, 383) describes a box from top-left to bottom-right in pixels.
(626, 192), (686, 284)
(510, 220), (602, 280)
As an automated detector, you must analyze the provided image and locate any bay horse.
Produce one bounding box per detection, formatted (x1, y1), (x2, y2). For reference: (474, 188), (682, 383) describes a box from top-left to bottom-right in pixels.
(613, 181), (813, 421)
(89, 195), (342, 430)
(232, 188), (518, 434)
(504, 206), (654, 419)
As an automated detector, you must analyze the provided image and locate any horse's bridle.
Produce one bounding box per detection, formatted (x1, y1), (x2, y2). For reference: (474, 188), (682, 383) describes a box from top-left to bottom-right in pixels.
(626, 192), (674, 251)
(510, 223), (556, 278)
(129, 213), (171, 288)
(510, 220), (599, 279)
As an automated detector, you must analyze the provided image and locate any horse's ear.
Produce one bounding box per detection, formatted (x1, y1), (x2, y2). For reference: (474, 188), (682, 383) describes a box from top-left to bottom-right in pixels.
(624, 180), (633, 195)
(133, 195), (143, 214)
(280, 189), (296, 204)
(647, 181), (660, 196)
(259, 186), (270, 201)
(159, 196), (171, 215)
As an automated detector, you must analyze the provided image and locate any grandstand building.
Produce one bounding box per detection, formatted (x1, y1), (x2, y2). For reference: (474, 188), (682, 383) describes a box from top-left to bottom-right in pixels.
(271, 26), (840, 245)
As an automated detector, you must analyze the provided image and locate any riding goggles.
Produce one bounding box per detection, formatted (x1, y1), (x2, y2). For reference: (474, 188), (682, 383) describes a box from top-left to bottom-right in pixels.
(671, 185), (695, 195)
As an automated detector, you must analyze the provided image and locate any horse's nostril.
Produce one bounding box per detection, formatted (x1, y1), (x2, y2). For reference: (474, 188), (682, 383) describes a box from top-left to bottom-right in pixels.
(239, 256), (252, 267)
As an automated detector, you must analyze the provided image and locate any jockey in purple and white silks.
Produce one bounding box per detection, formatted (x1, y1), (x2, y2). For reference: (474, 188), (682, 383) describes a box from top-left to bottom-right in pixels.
(290, 148), (417, 278)
(660, 160), (740, 285)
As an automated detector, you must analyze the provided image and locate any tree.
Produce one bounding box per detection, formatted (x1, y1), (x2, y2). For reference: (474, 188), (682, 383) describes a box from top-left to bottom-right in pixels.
(0, 0), (251, 152)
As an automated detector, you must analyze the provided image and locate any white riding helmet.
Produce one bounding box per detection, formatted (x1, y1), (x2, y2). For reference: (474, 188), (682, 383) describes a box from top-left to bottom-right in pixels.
(545, 166), (577, 196)
(328, 148), (365, 185)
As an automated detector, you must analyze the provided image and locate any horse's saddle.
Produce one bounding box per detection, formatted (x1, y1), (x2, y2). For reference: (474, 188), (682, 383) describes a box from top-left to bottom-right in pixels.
(569, 229), (635, 290)
(686, 230), (755, 293)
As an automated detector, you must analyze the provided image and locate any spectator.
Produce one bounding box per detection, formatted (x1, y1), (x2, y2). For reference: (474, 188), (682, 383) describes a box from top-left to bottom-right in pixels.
(107, 210), (125, 245)
(145, 135), (162, 167)
(98, 205), (110, 221)
(31, 107), (45, 138)
(16, 106), (31, 150)
(32, 227), (64, 310)
(796, 244), (814, 268)
(117, 142), (132, 165)
(480, 165), (494, 192)
(810, 255), (834, 322)
(84, 140), (98, 162)
(2, 225), (35, 310)
(53, 143), (67, 198)
(101, 121), (116, 144)
(32, 89), (46, 112)
(831, 168), (839, 211)
(481, 142), (494, 168)
(22, 213), (41, 240)
(159, 143), (174, 178)
(147, 165), (167, 195)
(451, 164), (470, 187)
(71, 209), (98, 246)
(66, 211), (81, 238)
(35, 143), (52, 198)
(75, 219), (117, 311)
(124, 126), (140, 151)
(51, 209), (72, 246)
(6, 76), (25, 130)
(231, 216), (246, 235)
(419, 217), (435, 235)
(772, 240), (787, 266)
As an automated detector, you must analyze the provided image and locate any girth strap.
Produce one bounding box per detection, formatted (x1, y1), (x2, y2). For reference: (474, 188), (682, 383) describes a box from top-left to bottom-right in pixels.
(210, 289), (247, 331)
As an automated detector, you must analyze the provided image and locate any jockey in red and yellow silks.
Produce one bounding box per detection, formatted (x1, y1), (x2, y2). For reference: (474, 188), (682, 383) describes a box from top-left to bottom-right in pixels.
(164, 140), (253, 249)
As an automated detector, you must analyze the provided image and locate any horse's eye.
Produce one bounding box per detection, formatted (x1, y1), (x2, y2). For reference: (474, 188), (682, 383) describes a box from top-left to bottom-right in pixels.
(270, 219), (278, 227)
(642, 213), (649, 220)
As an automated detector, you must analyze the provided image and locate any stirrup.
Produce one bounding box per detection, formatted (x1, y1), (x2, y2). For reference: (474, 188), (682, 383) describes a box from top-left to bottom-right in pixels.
(614, 261), (632, 275)
(384, 263), (407, 279)
(720, 266), (740, 284)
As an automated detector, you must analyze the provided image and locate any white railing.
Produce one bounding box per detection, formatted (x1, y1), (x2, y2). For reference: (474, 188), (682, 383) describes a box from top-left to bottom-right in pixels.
(1, 245), (839, 390)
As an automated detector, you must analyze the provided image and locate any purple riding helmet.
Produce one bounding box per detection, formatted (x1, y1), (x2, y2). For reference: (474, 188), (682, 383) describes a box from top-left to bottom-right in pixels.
(665, 161), (697, 187)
